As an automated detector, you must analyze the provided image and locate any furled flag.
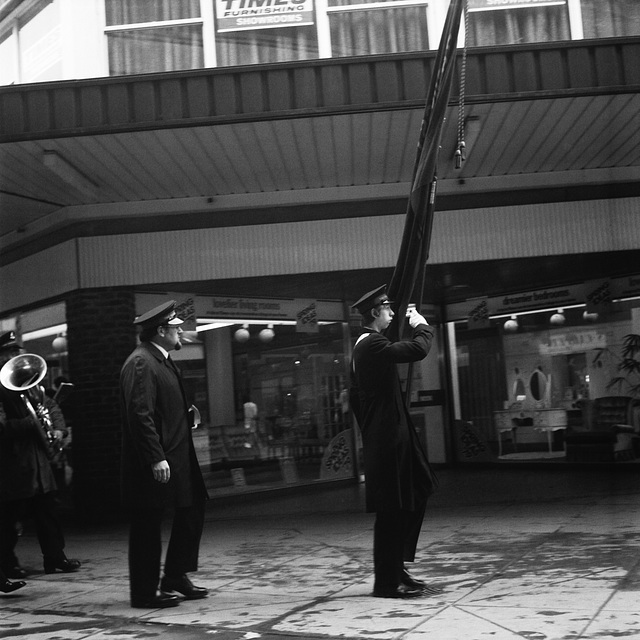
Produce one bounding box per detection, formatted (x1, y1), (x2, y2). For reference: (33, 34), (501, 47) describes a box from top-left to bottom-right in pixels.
(387, 0), (464, 342)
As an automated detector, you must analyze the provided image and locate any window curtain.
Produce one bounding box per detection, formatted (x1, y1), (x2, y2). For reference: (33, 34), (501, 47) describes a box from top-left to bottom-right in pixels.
(108, 25), (204, 76)
(580, 0), (640, 38)
(216, 27), (319, 67)
(468, 6), (570, 47)
(106, 0), (203, 76)
(105, 0), (201, 26)
(329, 7), (428, 57)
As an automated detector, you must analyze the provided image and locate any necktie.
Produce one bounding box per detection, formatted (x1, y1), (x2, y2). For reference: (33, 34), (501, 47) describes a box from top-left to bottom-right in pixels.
(167, 355), (179, 375)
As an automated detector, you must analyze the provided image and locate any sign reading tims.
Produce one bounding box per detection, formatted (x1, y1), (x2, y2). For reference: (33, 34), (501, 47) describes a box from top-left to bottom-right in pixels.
(216, 0), (315, 33)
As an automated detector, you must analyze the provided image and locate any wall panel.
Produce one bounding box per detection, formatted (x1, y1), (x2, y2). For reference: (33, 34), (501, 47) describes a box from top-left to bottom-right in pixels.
(0, 197), (638, 314)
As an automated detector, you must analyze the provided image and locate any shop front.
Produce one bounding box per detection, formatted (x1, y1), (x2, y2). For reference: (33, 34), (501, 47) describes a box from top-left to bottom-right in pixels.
(448, 275), (640, 464)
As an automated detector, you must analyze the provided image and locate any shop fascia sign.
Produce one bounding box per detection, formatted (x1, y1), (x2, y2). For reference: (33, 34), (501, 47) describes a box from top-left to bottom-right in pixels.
(215, 0), (315, 33)
(467, 0), (566, 11)
(197, 295), (342, 325)
(447, 274), (640, 323)
(538, 329), (607, 356)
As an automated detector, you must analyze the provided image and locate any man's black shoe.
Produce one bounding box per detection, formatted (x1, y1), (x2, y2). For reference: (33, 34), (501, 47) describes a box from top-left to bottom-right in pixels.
(1, 565), (27, 579)
(401, 569), (427, 589)
(160, 574), (208, 600)
(131, 592), (180, 609)
(1, 579), (26, 593)
(44, 558), (81, 574)
(373, 584), (423, 599)
(402, 569), (444, 595)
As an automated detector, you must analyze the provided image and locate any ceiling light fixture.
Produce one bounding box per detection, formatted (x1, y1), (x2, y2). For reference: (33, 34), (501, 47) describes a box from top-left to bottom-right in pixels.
(503, 315), (518, 332)
(43, 150), (98, 197)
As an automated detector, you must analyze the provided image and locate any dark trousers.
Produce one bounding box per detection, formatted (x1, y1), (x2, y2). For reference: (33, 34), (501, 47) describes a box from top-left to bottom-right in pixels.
(128, 500), (205, 600)
(0, 493), (66, 567)
(373, 499), (427, 591)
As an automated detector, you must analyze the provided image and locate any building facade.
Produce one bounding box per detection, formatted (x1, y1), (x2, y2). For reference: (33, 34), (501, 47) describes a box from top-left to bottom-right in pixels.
(1, 0), (640, 518)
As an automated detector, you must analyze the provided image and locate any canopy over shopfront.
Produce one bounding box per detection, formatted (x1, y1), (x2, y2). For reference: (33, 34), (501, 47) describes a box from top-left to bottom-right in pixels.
(1, 37), (640, 312)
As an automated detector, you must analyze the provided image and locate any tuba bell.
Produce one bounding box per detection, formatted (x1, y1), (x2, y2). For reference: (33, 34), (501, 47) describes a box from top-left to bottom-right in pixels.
(0, 353), (62, 458)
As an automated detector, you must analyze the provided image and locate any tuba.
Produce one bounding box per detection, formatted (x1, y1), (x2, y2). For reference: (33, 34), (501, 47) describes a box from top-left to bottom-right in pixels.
(0, 353), (62, 458)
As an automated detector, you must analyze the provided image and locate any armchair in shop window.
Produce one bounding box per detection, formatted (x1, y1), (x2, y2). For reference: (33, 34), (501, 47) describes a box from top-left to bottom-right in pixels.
(565, 396), (640, 462)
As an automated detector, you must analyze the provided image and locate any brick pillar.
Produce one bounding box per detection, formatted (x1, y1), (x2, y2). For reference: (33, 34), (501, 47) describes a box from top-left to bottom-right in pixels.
(66, 289), (136, 521)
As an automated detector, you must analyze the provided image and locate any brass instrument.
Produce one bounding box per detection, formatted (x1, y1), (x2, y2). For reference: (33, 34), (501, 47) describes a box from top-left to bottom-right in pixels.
(0, 353), (62, 458)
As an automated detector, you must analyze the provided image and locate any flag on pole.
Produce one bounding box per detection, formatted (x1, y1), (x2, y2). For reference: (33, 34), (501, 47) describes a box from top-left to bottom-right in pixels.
(387, 0), (464, 342)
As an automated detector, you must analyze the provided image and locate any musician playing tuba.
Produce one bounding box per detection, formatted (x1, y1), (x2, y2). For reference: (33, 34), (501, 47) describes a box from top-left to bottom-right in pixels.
(0, 331), (81, 579)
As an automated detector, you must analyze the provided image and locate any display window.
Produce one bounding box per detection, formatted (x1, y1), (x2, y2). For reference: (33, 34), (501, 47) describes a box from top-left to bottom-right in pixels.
(448, 279), (640, 464)
(144, 294), (358, 497)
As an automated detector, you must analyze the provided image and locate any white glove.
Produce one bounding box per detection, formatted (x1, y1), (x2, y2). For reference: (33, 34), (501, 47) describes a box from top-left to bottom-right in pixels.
(409, 311), (428, 328)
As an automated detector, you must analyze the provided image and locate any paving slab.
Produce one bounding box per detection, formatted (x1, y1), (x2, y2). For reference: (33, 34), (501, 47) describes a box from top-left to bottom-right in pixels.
(1, 466), (638, 640)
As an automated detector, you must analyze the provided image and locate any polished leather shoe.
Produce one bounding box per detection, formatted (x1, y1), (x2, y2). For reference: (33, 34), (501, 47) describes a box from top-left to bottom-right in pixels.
(401, 570), (444, 595)
(1, 579), (26, 593)
(160, 574), (208, 600)
(131, 591), (180, 609)
(43, 558), (81, 574)
(401, 569), (427, 589)
(373, 584), (423, 599)
(1, 565), (27, 579)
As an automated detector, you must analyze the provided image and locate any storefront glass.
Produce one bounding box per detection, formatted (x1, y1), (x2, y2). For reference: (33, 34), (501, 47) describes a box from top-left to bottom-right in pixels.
(158, 294), (357, 497)
(448, 280), (640, 464)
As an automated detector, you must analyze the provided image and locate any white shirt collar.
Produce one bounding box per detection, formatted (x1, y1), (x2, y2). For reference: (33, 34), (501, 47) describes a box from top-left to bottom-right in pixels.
(151, 341), (170, 359)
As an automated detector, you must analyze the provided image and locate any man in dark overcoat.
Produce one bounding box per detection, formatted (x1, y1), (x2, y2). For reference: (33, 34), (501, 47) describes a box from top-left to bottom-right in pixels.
(120, 301), (208, 609)
(0, 331), (80, 579)
(349, 286), (439, 599)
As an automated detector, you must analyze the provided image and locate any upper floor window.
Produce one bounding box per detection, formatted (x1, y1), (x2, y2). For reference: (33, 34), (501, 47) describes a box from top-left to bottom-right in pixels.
(467, 0), (570, 47)
(105, 0), (204, 75)
(214, 0), (319, 66)
(580, 0), (640, 38)
(327, 0), (429, 57)
(3, 0), (640, 85)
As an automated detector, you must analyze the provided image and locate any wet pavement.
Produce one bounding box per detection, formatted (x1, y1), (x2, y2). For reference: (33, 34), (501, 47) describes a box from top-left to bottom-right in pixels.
(1, 465), (639, 640)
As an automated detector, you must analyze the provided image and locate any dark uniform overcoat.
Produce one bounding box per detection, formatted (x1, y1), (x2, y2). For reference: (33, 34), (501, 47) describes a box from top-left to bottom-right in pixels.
(120, 342), (207, 509)
(350, 324), (436, 513)
(0, 387), (57, 502)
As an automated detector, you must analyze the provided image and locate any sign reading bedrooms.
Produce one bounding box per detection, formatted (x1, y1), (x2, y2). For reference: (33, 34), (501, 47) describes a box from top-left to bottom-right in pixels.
(216, 0), (315, 33)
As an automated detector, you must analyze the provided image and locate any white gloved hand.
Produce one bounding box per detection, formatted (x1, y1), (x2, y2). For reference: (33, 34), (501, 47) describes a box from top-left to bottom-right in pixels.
(409, 311), (428, 328)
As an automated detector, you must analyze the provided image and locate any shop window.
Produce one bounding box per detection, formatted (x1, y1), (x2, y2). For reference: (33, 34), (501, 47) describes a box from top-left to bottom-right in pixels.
(467, 4), (570, 46)
(451, 301), (640, 461)
(105, 0), (204, 75)
(215, 25), (319, 66)
(199, 321), (353, 492)
(580, 0), (640, 39)
(327, 0), (429, 57)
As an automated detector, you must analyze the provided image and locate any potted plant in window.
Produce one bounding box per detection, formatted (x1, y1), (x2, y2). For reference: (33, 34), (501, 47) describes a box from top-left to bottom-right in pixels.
(606, 333), (640, 398)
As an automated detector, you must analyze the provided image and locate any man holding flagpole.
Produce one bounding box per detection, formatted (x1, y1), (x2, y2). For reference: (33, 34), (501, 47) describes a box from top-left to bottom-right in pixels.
(349, 285), (440, 599)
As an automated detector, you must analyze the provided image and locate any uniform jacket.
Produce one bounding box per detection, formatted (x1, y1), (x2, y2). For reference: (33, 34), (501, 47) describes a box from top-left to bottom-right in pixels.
(120, 341), (207, 509)
(0, 387), (58, 502)
(349, 324), (436, 512)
